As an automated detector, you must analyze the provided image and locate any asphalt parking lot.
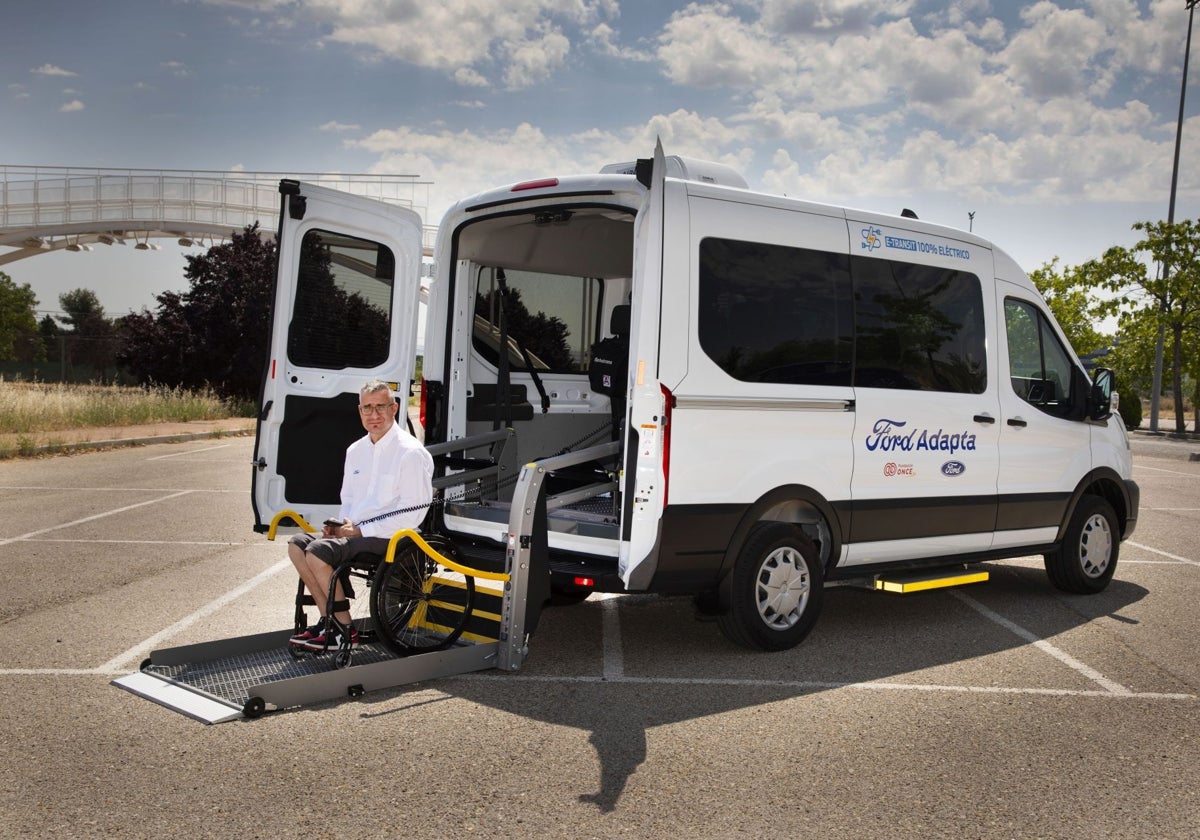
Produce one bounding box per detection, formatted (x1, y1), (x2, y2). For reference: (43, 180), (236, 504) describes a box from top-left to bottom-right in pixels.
(1, 435), (1198, 839)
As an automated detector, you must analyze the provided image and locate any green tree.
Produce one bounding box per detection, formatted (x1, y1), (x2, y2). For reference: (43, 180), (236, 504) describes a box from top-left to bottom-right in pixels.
(119, 224), (277, 401)
(57, 287), (118, 374)
(1083, 220), (1200, 433)
(1028, 258), (1108, 357)
(0, 271), (44, 362)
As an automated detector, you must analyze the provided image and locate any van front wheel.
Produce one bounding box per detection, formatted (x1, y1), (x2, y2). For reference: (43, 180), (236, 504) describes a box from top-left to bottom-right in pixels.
(718, 523), (823, 651)
(1044, 495), (1119, 594)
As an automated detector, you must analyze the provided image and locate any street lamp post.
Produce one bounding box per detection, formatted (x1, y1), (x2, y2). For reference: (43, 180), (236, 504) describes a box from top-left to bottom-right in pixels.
(1153, 0), (1198, 433)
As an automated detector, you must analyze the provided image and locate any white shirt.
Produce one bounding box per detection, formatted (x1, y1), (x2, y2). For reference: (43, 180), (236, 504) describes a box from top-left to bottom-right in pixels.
(339, 422), (434, 539)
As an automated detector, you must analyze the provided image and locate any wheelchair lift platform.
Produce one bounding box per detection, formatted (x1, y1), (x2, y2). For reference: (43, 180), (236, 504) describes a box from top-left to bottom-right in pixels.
(114, 623), (507, 724)
(113, 447), (562, 723)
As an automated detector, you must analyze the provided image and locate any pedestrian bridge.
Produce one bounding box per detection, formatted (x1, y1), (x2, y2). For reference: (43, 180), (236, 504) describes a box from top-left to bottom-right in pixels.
(0, 165), (434, 267)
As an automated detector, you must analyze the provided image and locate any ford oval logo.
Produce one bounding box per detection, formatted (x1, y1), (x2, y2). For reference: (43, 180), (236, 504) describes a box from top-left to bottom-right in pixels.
(941, 460), (966, 477)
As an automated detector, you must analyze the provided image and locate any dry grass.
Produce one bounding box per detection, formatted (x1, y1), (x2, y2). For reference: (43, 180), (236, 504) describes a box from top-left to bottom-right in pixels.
(0, 381), (242, 435)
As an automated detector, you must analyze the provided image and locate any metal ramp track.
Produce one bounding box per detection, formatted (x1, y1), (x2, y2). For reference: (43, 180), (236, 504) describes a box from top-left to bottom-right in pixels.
(112, 439), (607, 723)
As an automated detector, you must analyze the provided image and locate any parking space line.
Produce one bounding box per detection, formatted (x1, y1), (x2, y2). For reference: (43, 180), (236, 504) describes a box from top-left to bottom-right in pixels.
(21, 538), (267, 546)
(1134, 464), (1198, 477)
(598, 594), (624, 679)
(456, 673), (1192, 700)
(0, 490), (195, 548)
(949, 590), (1133, 695)
(147, 444), (235, 461)
(0, 485), (241, 493)
(96, 557), (293, 674)
(1128, 542), (1200, 567)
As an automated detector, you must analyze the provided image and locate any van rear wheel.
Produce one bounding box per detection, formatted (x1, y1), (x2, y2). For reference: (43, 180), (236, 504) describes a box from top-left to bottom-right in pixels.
(718, 523), (823, 651)
(1044, 495), (1119, 594)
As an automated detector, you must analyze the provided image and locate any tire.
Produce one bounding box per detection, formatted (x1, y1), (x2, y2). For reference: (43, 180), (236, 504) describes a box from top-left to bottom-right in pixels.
(370, 537), (475, 656)
(1044, 495), (1119, 594)
(718, 523), (824, 651)
(242, 696), (266, 719)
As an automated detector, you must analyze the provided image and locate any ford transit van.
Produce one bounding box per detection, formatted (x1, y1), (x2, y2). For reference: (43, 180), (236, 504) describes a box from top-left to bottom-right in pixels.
(253, 142), (1138, 651)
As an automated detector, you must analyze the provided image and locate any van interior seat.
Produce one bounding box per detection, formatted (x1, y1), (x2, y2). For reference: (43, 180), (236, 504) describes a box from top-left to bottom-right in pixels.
(589, 304), (631, 441)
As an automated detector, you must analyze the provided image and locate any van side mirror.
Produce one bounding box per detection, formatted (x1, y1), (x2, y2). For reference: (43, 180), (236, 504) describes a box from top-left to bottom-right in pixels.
(1089, 367), (1116, 422)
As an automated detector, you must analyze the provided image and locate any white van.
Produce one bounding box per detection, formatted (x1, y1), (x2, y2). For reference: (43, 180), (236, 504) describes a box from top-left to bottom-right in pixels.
(252, 143), (1139, 651)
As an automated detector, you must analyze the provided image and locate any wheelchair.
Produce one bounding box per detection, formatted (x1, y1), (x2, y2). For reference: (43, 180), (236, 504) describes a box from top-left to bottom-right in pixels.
(285, 523), (476, 669)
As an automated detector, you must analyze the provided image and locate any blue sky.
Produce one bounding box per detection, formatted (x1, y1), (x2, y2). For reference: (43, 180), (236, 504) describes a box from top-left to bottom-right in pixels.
(3, 0), (1198, 322)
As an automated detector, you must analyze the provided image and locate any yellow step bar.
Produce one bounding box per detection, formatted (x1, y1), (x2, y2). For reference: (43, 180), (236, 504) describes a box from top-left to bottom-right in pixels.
(874, 569), (989, 594)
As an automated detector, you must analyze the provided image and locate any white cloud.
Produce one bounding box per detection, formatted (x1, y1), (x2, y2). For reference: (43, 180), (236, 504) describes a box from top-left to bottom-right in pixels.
(500, 24), (571, 88)
(1000, 3), (1110, 99)
(760, 0), (913, 35)
(320, 120), (361, 132)
(318, 0), (1191, 224)
(657, 3), (796, 89)
(59, 100), (84, 112)
(162, 60), (193, 78)
(588, 22), (653, 62)
(351, 110), (750, 219)
(204, 0), (619, 88)
(31, 64), (77, 77)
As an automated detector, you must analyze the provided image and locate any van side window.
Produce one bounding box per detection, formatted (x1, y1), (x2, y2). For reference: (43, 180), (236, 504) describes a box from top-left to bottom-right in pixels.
(698, 237), (853, 386)
(852, 257), (987, 394)
(287, 229), (394, 370)
(473, 268), (601, 375)
(1005, 298), (1075, 415)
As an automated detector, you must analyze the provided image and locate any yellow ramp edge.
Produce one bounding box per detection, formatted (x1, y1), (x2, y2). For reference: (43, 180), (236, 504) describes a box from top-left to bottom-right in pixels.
(875, 569), (989, 594)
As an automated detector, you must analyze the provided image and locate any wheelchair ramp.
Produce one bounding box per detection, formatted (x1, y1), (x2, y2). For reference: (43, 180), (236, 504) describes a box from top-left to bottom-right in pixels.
(112, 449), (562, 723)
(113, 629), (500, 724)
(112, 670), (244, 725)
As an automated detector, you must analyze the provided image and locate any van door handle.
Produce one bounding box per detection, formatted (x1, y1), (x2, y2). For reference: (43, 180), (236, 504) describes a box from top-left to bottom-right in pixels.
(1007, 417), (1028, 428)
(973, 414), (996, 424)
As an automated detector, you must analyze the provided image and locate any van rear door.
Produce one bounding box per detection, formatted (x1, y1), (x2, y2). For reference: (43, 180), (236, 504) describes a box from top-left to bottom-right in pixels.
(251, 181), (425, 532)
(620, 141), (668, 589)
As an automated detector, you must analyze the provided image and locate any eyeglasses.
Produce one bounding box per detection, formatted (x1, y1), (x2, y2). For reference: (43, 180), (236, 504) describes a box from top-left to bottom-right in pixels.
(358, 403), (394, 416)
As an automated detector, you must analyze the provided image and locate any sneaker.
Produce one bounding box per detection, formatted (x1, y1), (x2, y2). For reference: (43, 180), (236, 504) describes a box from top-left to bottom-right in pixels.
(289, 619), (326, 646)
(302, 622), (359, 651)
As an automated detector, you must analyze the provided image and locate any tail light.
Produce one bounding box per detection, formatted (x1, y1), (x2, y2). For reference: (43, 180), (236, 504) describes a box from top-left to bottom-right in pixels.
(419, 377), (428, 430)
(512, 178), (559, 192)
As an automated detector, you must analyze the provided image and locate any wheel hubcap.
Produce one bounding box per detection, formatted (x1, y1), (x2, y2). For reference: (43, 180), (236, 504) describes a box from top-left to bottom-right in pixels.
(1079, 513), (1113, 578)
(755, 546), (810, 630)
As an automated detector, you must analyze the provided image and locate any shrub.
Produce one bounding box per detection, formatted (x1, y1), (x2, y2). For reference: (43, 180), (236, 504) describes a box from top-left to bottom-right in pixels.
(1113, 372), (1142, 431)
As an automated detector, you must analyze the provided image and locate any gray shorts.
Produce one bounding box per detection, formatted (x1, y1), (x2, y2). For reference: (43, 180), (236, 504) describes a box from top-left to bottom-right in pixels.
(288, 532), (392, 566)
(289, 533), (393, 599)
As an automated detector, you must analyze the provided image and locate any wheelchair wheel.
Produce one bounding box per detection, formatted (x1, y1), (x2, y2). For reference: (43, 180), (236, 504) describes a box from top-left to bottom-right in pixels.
(370, 537), (475, 656)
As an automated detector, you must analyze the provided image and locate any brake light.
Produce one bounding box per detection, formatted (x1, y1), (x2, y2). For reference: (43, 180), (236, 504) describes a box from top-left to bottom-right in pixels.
(573, 576), (596, 588)
(419, 377), (427, 430)
(512, 178), (559, 192)
(661, 384), (673, 506)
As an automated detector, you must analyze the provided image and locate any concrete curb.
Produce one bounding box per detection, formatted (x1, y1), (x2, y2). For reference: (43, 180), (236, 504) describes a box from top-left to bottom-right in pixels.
(1, 423), (256, 459)
(1127, 429), (1200, 462)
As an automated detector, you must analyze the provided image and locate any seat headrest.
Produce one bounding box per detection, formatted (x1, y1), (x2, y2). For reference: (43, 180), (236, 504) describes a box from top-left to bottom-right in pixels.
(610, 304), (631, 336)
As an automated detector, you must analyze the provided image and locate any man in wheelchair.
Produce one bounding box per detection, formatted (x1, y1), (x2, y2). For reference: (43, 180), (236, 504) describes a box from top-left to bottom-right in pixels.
(287, 379), (434, 651)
